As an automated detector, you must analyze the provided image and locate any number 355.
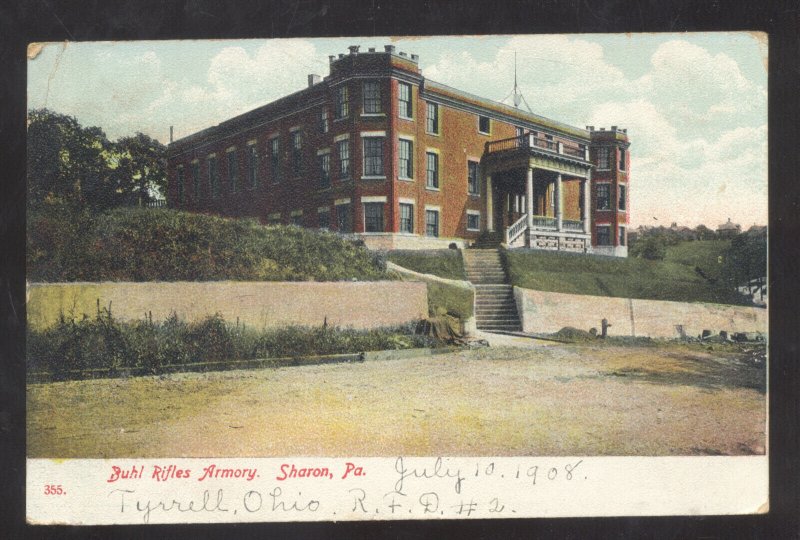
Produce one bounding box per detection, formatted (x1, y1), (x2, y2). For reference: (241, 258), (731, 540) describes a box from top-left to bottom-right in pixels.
(44, 485), (64, 495)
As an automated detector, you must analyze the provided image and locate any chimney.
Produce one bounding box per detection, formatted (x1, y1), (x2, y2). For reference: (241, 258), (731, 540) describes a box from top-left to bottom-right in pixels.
(600, 127), (606, 131)
(169, 126), (174, 143)
(307, 74), (322, 87)
(410, 54), (419, 62)
(611, 125), (618, 131)
(399, 51), (407, 57)
(328, 55), (335, 63)
(348, 45), (360, 55)
(368, 47), (376, 52)
(586, 125), (594, 131)
(338, 53), (345, 59)
(384, 45), (396, 54)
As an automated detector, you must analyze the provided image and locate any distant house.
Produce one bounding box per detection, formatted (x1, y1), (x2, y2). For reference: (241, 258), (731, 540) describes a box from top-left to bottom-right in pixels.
(717, 218), (741, 238)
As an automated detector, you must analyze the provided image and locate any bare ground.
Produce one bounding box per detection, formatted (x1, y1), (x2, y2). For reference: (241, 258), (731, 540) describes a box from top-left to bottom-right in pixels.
(27, 341), (766, 458)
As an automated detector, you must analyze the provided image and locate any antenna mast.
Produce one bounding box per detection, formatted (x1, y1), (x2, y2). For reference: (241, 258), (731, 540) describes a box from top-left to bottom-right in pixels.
(501, 50), (533, 113)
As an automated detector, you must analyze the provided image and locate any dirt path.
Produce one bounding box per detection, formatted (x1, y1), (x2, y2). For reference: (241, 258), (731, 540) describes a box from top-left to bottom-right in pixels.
(27, 343), (766, 458)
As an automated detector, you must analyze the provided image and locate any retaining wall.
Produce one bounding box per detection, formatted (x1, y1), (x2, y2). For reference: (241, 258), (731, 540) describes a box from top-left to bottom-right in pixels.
(514, 287), (767, 338)
(27, 281), (428, 331)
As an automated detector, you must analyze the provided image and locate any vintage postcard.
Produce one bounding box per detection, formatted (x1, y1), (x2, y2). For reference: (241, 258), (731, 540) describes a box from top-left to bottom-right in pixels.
(25, 33), (768, 524)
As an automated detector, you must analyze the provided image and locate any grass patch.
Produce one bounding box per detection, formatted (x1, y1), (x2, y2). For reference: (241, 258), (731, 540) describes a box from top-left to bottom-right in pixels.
(387, 249), (466, 280)
(426, 281), (474, 320)
(28, 204), (387, 282)
(27, 309), (443, 381)
(664, 240), (730, 282)
(505, 249), (750, 305)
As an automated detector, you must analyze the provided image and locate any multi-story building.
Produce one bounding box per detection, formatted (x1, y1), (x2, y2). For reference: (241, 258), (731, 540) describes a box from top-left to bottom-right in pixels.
(167, 44), (630, 256)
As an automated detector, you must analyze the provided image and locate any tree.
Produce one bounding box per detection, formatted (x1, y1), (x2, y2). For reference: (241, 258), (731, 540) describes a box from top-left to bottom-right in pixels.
(693, 224), (717, 241)
(111, 133), (167, 206)
(27, 109), (112, 209)
(27, 109), (167, 211)
(632, 235), (667, 260)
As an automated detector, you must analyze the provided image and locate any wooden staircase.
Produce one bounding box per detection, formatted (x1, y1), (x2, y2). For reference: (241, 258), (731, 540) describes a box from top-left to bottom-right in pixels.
(463, 248), (522, 333)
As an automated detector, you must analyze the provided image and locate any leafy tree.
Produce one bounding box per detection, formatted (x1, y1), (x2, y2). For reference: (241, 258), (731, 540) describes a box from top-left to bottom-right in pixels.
(111, 133), (167, 206)
(27, 109), (112, 209)
(693, 224), (717, 240)
(631, 235), (667, 260)
(27, 108), (167, 211)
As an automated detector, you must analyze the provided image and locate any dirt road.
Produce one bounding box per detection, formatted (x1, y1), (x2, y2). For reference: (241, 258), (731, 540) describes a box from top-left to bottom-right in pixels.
(27, 342), (766, 458)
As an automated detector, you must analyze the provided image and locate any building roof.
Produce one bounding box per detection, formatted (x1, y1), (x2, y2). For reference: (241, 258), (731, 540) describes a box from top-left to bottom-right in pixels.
(717, 218), (741, 231)
(169, 45), (596, 154)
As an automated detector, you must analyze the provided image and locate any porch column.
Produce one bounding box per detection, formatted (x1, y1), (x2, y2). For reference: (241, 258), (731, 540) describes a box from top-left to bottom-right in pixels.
(526, 167), (534, 230)
(555, 173), (563, 231)
(583, 169), (591, 234)
(486, 174), (494, 232)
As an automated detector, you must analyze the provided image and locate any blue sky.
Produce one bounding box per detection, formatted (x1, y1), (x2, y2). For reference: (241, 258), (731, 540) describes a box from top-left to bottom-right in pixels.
(28, 33), (767, 227)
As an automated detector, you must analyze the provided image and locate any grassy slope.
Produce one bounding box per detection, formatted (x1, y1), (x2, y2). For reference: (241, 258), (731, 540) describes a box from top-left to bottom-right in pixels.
(28, 207), (387, 282)
(664, 239), (730, 282)
(387, 250), (466, 280)
(505, 247), (748, 305)
(387, 250), (472, 320)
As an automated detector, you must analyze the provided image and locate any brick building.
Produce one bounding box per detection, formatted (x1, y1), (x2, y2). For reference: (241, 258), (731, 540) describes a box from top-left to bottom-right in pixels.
(167, 44), (630, 256)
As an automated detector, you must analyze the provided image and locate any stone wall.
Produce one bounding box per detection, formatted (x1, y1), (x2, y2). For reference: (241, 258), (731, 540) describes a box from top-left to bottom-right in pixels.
(27, 281), (428, 331)
(514, 287), (767, 338)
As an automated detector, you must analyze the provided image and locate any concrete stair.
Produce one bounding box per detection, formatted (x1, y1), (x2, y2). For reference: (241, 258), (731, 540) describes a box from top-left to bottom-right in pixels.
(463, 249), (522, 333)
(471, 232), (504, 249)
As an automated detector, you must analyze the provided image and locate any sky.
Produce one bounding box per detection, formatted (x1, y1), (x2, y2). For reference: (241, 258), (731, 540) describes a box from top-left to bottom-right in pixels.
(27, 33), (767, 228)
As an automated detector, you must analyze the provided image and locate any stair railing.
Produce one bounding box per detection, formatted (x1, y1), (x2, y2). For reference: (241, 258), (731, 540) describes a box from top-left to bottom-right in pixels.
(505, 214), (528, 245)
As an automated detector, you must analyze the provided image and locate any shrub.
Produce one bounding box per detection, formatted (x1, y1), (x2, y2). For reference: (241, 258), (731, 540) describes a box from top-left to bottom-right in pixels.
(28, 206), (387, 282)
(27, 311), (443, 381)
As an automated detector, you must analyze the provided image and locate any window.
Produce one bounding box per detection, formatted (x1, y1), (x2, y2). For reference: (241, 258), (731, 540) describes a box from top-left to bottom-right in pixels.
(267, 213), (281, 225)
(619, 148), (626, 171)
(247, 145), (258, 189)
(363, 137), (384, 177)
(597, 184), (611, 210)
(426, 102), (439, 134)
(425, 209), (440, 237)
(468, 161), (480, 195)
(467, 212), (480, 231)
(398, 82), (412, 119)
(398, 139), (413, 179)
(618, 184), (627, 211)
(597, 147), (610, 169)
(291, 131), (303, 175)
(269, 138), (281, 183)
(191, 162), (200, 199)
(363, 81), (382, 114)
(318, 210), (330, 229)
(176, 168), (185, 204)
(426, 152), (439, 189)
(319, 109), (329, 133)
(291, 213), (303, 227)
(227, 151), (238, 193)
(335, 85), (349, 119)
(364, 202), (384, 232)
(478, 115), (491, 134)
(336, 203), (352, 232)
(597, 225), (611, 246)
(319, 153), (331, 188)
(399, 203), (414, 233)
(337, 139), (350, 178)
(208, 156), (219, 198)
(619, 226), (626, 246)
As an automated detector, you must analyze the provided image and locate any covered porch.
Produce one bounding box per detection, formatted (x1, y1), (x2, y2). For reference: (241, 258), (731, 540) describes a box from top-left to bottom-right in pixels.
(481, 132), (593, 252)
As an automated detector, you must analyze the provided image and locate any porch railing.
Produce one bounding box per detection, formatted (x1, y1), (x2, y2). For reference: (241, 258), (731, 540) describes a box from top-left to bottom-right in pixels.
(505, 214), (528, 245)
(563, 219), (584, 232)
(531, 215), (558, 230)
(484, 132), (586, 160)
